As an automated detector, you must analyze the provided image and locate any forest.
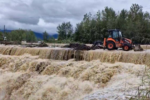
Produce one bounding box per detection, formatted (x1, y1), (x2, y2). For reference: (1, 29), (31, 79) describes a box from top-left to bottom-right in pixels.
(57, 4), (150, 44)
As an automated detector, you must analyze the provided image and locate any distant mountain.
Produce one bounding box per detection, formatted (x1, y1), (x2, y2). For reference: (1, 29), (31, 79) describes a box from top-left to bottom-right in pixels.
(0, 30), (58, 40)
(33, 31), (43, 40)
(0, 30), (11, 33)
(52, 34), (59, 39)
(33, 31), (58, 40)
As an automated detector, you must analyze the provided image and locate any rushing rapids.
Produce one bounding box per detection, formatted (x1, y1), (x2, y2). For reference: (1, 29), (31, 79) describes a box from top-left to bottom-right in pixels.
(0, 46), (150, 65)
(0, 54), (149, 100)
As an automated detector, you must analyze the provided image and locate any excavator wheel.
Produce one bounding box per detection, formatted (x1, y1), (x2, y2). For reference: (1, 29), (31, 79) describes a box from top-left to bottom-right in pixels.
(107, 41), (115, 50)
(123, 45), (130, 51)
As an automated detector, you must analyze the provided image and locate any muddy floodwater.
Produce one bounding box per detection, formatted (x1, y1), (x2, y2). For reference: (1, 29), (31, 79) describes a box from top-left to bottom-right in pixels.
(0, 54), (149, 100)
(0, 45), (149, 100)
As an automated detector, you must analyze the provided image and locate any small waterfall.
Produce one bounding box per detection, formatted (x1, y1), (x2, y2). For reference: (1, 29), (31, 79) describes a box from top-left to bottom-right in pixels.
(0, 46), (150, 66)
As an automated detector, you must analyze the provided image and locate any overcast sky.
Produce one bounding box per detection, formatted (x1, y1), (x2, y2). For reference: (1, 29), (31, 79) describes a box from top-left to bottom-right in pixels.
(0, 0), (150, 34)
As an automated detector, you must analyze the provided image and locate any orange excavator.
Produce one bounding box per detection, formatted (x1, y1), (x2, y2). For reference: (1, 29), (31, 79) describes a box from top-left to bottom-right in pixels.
(102, 29), (133, 51)
(69, 29), (142, 51)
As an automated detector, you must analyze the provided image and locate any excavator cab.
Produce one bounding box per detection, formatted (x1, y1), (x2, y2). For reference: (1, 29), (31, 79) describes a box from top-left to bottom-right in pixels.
(107, 29), (122, 42)
(103, 29), (133, 51)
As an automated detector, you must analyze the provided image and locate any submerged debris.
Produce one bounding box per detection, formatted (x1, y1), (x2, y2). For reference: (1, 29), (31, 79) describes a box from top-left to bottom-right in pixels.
(25, 42), (48, 47)
(63, 43), (90, 50)
(63, 43), (103, 50)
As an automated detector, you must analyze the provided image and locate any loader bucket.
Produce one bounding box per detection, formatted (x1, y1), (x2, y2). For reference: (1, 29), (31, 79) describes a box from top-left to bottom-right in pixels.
(134, 44), (143, 51)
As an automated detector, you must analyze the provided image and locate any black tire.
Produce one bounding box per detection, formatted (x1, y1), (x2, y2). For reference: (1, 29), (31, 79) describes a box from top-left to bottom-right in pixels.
(123, 44), (130, 51)
(107, 41), (115, 50)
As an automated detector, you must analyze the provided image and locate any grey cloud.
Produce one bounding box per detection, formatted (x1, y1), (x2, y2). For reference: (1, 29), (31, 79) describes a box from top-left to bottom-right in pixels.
(0, 0), (149, 34)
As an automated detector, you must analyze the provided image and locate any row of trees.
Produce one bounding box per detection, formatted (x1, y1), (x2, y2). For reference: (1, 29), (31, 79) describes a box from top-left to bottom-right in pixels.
(57, 4), (150, 44)
(0, 30), (37, 43)
(0, 29), (54, 43)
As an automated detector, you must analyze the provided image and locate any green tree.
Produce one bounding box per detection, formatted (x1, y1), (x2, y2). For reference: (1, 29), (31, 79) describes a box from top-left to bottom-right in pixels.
(102, 7), (117, 29)
(125, 4), (150, 43)
(74, 22), (83, 42)
(43, 31), (49, 42)
(48, 36), (55, 43)
(0, 32), (3, 41)
(26, 30), (36, 42)
(7, 29), (36, 43)
(116, 9), (128, 30)
(57, 22), (73, 40)
(9, 29), (26, 42)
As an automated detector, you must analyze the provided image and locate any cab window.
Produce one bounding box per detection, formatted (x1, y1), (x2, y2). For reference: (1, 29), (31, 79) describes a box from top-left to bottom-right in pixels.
(113, 31), (118, 38)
